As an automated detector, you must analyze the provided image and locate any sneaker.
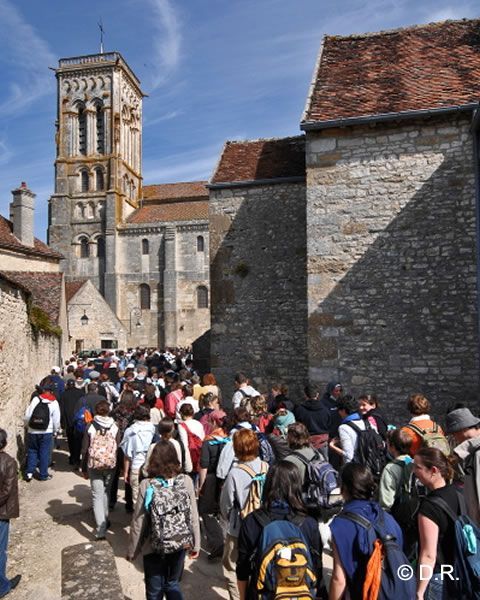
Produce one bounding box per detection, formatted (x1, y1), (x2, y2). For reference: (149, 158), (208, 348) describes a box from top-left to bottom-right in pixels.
(39, 475), (53, 481)
(25, 473), (32, 482)
(0, 575), (21, 598)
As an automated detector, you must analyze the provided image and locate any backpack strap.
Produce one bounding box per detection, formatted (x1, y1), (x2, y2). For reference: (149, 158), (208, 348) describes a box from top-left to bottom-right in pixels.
(405, 423), (427, 437)
(345, 421), (362, 434)
(237, 463), (257, 478)
(336, 510), (372, 530)
(428, 491), (467, 520)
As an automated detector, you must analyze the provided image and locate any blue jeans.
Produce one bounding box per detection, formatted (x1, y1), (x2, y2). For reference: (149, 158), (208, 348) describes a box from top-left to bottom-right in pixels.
(0, 520), (10, 596)
(425, 573), (445, 600)
(26, 433), (53, 479)
(143, 550), (186, 600)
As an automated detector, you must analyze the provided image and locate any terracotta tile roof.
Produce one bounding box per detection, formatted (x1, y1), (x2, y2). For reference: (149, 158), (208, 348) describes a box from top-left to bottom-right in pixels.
(65, 279), (88, 303)
(142, 181), (208, 203)
(303, 19), (480, 125)
(211, 136), (305, 184)
(126, 200), (209, 224)
(0, 271), (63, 324)
(0, 215), (63, 260)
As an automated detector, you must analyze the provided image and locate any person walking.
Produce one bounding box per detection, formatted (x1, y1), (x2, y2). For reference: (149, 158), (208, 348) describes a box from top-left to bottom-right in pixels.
(0, 429), (21, 598)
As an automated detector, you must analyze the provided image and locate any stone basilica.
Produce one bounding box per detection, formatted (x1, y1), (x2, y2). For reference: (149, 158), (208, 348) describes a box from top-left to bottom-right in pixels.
(47, 52), (210, 351)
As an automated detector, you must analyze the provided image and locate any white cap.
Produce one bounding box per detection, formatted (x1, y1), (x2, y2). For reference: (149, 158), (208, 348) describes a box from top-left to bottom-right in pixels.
(52, 366), (61, 374)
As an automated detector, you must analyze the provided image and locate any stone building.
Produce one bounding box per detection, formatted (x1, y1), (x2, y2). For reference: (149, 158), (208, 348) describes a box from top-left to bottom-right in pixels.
(0, 183), (68, 456)
(210, 19), (480, 416)
(48, 52), (210, 348)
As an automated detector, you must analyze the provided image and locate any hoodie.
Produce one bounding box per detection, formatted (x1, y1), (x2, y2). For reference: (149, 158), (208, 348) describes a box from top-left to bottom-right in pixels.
(25, 392), (61, 434)
(121, 421), (156, 470)
(330, 500), (403, 596)
(294, 399), (331, 435)
(454, 435), (480, 525)
(81, 415), (119, 473)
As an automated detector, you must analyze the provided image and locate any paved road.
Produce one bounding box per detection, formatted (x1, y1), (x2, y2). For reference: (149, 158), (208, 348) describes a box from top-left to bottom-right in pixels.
(7, 438), (228, 600)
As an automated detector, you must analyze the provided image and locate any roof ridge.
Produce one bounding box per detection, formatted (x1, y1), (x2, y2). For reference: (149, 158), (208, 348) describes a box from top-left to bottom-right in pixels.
(223, 135), (304, 146)
(143, 180), (208, 187)
(324, 17), (480, 42)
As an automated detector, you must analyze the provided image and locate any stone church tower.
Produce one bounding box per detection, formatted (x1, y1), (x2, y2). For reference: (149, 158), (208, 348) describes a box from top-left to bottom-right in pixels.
(48, 52), (143, 312)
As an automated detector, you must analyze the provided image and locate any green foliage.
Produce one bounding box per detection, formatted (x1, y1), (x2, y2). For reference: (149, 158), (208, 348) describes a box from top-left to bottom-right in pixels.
(29, 305), (62, 338)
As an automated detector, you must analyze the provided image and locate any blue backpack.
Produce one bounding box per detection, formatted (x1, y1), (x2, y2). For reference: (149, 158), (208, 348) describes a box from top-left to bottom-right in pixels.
(73, 400), (93, 434)
(253, 510), (317, 599)
(337, 509), (416, 600)
(429, 491), (480, 599)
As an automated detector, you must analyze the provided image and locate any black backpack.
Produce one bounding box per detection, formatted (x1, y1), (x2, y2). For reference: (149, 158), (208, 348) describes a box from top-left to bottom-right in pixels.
(347, 419), (387, 480)
(29, 400), (50, 430)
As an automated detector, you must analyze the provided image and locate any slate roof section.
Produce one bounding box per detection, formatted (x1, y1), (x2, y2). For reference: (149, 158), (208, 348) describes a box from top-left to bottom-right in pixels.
(302, 19), (480, 125)
(65, 279), (88, 303)
(210, 137), (305, 185)
(142, 182), (208, 203)
(0, 271), (63, 324)
(0, 215), (63, 260)
(127, 201), (209, 224)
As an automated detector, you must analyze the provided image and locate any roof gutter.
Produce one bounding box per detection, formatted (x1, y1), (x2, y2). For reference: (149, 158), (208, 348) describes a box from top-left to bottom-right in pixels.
(207, 175), (305, 190)
(471, 103), (480, 369)
(300, 103), (479, 131)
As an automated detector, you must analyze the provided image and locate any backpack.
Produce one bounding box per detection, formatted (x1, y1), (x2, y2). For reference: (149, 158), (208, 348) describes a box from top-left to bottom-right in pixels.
(238, 388), (252, 409)
(337, 509), (416, 600)
(405, 422), (450, 456)
(29, 400), (50, 430)
(238, 461), (269, 519)
(429, 491), (480, 599)
(87, 422), (117, 470)
(149, 476), (194, 554)
(253, 510), (317, 600)
(74, 400), (93, 434)
(292, 450), (342, 511)
(390, 459), (421, 528)
(179, 422), (203, 472)
(258, 432), (276, 466)
(347, 419), (387, 480)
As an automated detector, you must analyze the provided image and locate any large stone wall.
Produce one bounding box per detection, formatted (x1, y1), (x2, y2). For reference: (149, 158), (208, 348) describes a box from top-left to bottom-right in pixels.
(0, 278), (60, 460)
(210, 181), (308, 404)
(306, 115), (479, 420)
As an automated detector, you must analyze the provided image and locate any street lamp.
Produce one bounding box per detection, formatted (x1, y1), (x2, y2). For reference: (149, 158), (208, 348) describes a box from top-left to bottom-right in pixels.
(129, 307), (142, 334)
(80, 310), (89, 326)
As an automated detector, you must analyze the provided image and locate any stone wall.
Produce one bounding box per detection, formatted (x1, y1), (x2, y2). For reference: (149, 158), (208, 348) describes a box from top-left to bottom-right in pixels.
(210, 181), (308, 405)
(0, 278), (60, 460)
(1, 249), (60, 273)
(306, 115), (479, 421)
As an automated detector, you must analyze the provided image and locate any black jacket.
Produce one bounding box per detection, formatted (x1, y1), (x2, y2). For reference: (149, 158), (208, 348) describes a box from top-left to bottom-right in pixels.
(59, 387), (84, 428)
(0, 452), (19, 520)
(294, 400), (332, 436)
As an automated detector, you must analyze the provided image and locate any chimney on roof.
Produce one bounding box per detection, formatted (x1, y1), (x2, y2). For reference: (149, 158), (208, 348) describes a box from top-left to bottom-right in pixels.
(10, 182), (35, 247)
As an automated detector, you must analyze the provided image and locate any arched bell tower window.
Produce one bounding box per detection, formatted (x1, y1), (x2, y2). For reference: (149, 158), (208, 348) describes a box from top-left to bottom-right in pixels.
(79, 236), (89, 258)
(95, 168), (104, 191)
(97, 236), (105, 258)
(140, 284), (151, 310)
(81, 170), (89, 192)
(197, 286), (208, 309)
(96, 103), (105, 154)
(142, 239), (149, 255)
(197, 235), (205, 252)
(78, 105), (87, 156)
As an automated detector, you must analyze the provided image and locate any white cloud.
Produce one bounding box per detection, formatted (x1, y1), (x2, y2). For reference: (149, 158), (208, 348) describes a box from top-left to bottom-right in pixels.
(425, 5), (477, 23)
(146, 0), (182, 89)
(144, 110), (182, 127)
(0, 139), (12, 166)
(0, 0), (56, 116)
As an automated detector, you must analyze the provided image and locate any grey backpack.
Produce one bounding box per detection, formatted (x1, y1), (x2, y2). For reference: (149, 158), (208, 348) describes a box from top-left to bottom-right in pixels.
(149, 476), (194, 554)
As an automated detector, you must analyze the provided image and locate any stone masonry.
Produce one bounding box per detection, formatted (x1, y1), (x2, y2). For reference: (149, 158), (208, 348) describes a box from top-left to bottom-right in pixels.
(210, 181), (308, 402)
(306, 115), (479, 419)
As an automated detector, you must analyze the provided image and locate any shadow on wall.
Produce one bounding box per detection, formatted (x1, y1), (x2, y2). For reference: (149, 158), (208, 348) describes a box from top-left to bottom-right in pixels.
(192, 328), (210, 376)
(210, 148), (308, 403)
(308, 154), (480, 422)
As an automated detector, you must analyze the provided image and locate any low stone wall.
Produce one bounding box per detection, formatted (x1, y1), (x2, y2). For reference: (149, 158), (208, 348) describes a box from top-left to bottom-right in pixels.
(0, 278), (60, 460)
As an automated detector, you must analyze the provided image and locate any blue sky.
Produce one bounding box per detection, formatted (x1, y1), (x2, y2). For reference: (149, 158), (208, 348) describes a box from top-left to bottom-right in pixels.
(0, 0), (478, 240)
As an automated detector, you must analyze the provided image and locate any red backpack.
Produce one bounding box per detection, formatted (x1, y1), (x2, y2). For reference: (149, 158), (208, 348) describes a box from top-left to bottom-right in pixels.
(180, 422), (203, 472)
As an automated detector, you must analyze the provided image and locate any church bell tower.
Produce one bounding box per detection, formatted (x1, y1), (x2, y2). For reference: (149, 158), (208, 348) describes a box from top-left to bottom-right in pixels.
(48, 51), (143, 310)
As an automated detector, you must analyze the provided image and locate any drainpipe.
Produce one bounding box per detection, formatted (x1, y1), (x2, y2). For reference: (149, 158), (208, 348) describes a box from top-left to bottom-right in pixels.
(471, 104), (480, 376)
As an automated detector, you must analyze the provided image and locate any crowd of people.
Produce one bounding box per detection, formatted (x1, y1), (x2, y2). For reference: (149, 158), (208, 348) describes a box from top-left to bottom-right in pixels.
(1, 347), (480, 600)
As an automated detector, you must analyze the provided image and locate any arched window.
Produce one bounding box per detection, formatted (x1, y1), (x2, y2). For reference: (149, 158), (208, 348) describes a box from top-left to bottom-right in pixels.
(96, 104), (105, 154)
(86, 202), (95, 219)
(74, 203), (84, 219)
(95, 168), (104, 191)
(81, 170), (89, 192)
(142, 239), (149, 255)
(197, 235), (205, 252)
(97, 237), (105, 258)
(79, 237), (89, 258)
(140, 284), (151, 310)
(197, 286), (208, 309)
(78, 106), (87, 155)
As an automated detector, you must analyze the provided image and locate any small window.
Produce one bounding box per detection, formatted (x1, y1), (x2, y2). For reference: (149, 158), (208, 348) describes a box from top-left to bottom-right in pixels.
(197, 235), (205, 252)
(197, 286), (208, 309)
(96, 104), (105, 154)
(80, 237), (89, 258)
(95, 168), (104, 191)
(142, 238), (149, 255)
(78, 106), (87, 155)
(140, 284), (151, 310)
(97, 237), (105, 258)
(81, 170), (89, 192)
